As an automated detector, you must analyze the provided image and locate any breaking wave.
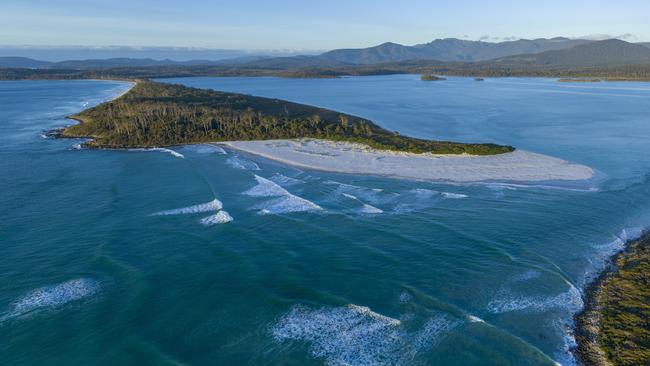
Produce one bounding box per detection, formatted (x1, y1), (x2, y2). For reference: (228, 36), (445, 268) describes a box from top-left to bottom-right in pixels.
(342, 193), (384, 214)
(227, 156), (260, 170)
(325, 180), (394, 206)
(129, 147), (184, 159)
(487, 283), (583, 315)
(269, 173), (305, 187)
(152, 199), (223, 216)
(583, 227), (644, 286)
(487, 269), (582, 315)
(272, 304), (460, 366)
(244, 175), (322, 214)
(441, 192), (468, 199)
(200, 210), (233, 226)
(0, 279), (100, 322)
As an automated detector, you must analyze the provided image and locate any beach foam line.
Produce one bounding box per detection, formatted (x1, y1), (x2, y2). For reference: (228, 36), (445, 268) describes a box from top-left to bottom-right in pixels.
(200, 210), (233, 226)
(152, 199), (223, 216)
(129, 147), (184, 159)
(487, 271), (583, 315)
(272, 304), (460, 366)
(244, 175), (322, 214)
(0, 279), (100, 323)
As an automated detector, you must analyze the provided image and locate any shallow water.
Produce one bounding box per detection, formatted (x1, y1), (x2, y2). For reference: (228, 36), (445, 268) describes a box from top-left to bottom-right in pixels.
(1, 76), (650, 365)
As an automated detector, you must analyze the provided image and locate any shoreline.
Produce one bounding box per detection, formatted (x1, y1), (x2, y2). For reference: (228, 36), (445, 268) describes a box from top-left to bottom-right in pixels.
(573, 232), (650, 366)
(221, 138), (595, 184)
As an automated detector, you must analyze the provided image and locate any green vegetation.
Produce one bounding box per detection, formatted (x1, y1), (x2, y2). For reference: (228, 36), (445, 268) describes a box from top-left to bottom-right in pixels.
(62, 81), (513, 155)
(420, 74), (446, 81)
(575, 234), (650, 366)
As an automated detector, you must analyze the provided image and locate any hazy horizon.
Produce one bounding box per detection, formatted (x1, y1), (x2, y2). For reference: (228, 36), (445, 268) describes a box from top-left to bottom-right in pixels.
(3, 0), (649, 51)
(1, 34), (647, 62)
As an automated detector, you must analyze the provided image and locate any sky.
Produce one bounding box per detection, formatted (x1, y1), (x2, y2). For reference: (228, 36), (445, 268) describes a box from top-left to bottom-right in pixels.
(2, 0), (649, 51)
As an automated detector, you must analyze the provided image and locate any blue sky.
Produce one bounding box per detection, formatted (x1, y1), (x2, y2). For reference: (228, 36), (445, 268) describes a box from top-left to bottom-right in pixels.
(2, 0), (649, 50)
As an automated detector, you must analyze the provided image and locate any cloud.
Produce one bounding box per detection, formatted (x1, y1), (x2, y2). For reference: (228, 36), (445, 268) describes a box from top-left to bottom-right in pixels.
(576, 33), (637, 41)
(479, 35), (518, 42)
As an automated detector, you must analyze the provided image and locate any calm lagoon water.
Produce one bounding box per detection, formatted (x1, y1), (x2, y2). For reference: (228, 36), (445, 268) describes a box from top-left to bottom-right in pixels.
(2, 75), (650, 365)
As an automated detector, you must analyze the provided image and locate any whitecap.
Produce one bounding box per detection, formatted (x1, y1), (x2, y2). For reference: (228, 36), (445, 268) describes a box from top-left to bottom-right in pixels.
(342, 193), (384, 214)
(272, 304), (459, 366)
(227, 156), (260, 170)
(245, 175), (321, 214)
(467, 315), (485, 323)
(71, 143), (82, 150)
(199, 210), (233, 226)
(359, 204), (384, 214)
(0, 279), (100, 322)
(441, 192), (468, 199)
(152, 199), (223, 216)
(129, 147), (184, 159)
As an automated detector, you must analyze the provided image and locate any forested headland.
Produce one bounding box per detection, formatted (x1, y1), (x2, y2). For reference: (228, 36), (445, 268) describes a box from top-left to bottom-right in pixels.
(62, 81), (513, 155)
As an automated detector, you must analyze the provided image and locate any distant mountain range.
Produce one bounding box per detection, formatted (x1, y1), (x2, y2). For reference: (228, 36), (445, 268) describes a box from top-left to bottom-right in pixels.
(2, 37), (650, 71)
(317, 37), (592, 64)
(490, 39), (650, 68)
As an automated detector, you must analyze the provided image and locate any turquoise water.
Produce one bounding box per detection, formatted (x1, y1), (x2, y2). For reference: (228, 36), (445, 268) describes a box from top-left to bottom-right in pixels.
(2, 76), (650, 365)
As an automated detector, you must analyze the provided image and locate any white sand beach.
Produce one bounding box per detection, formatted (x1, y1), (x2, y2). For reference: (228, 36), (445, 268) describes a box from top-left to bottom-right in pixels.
(222, 139), (595, 183)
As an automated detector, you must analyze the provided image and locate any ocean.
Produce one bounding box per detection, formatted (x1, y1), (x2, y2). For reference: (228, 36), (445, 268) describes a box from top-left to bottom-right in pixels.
(1, 75), (650, 365)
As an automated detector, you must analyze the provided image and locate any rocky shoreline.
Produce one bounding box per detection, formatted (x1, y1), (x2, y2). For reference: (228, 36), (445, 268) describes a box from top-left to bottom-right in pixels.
(573, 232), (650, 366)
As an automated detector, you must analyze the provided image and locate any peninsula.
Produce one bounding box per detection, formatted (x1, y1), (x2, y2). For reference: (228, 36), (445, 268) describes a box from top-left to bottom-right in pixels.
(61, 80), (596, 183)
(63, 81), (512, 155)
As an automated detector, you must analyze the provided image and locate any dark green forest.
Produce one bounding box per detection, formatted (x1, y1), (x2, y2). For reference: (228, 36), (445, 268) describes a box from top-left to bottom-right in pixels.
(63, 81), (513, 155)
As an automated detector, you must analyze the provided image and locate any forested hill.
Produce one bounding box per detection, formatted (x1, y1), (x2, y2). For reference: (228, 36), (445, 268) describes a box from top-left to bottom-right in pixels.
(63, 81), (513, 155)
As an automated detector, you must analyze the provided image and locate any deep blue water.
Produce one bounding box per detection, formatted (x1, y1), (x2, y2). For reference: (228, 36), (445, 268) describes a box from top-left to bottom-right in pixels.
(2, 75), (650, 365)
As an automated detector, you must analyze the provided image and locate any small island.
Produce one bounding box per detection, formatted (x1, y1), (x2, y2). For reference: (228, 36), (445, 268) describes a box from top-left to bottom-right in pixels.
(575, 234), (650, 366)
(63, 80), (512, 155)
(420, 74), (447, 81)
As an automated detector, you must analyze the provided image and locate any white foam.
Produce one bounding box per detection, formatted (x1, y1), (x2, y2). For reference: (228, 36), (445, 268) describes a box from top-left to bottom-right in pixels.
(244, 175), (322, 214)
(487, 283), (582, 315)
(441, 192), (468, 199)
(152, 199), (223, 216)
(200, 210), (233, 226)
(129, 147), (184, 159)
(467, 315), (485, 323)
(341, 192), (384, 214)
(583, 227), (645, 285)
(71, 143), (82, 150)
(359, 204), (384, 214)
(272, 304), (459, 366)
(226, 156), (260, 170)
(0, 279), (100, 322)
